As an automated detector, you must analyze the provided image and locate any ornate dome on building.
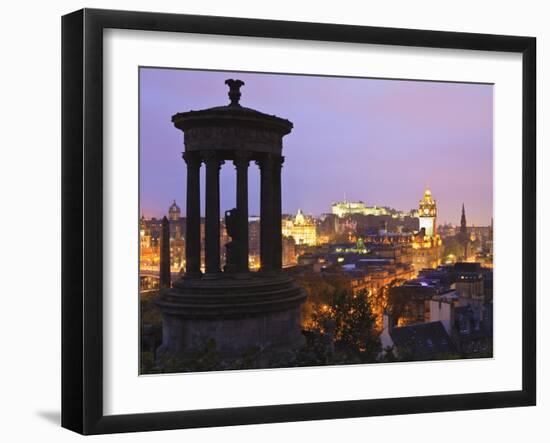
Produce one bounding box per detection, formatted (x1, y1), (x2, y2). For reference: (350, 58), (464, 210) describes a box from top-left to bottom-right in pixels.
(168, 199), (181, 220)
(419, 188), (436, 217)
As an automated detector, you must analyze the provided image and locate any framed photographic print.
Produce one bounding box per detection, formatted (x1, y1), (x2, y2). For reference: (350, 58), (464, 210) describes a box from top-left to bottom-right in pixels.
(61, 8), (536, 435)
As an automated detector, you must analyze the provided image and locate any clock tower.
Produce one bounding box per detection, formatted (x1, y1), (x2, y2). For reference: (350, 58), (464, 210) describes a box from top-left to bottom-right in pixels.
(168, 199), (181, 221)
(418, 188), (436, 237)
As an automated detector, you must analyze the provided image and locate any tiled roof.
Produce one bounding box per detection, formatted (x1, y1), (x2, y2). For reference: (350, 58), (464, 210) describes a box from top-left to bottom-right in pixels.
(390, 321), (456, 359)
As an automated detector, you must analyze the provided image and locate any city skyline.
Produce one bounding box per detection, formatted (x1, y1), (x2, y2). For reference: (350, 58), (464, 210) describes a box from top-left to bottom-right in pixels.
(140, 68), (493, 226)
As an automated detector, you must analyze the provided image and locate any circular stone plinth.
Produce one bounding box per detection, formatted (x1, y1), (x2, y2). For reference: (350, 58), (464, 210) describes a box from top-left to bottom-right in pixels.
(156, 273), (307, 358)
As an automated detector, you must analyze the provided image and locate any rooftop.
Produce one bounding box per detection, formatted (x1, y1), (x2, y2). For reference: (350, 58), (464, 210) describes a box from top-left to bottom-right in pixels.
(390, 321), (456, 360)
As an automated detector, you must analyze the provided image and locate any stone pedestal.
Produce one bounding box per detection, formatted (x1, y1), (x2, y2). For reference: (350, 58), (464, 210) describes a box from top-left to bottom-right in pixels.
(156, 274), (306, 357)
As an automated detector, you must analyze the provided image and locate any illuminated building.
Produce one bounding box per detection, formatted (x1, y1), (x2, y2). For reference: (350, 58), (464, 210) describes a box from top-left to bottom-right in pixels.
(248, 217), (261, 269)
(317, 213), (338, 244)
(454, 262), (485, 299)
(220, 219), (229, 267)
(411, 188), (443, 269)
(140, 215), (151, 249)
(167, 200), (186, 241)
(438, 223), (457, 239)
(170, 221), (185, 272)
(467, 225), (492, 242)
(381, 263), (493, 356)
(418, 188), (436, 237)
(350, 265), (416, 296)
(369, 242), (413, 265)
(282, 235), (297, 267)
(159, 216), (171, 288)
(168, 199), (181, 221)
(139, 201), (187, 274)
(293, 255), (416, 329)
(331, 200), (388, 217)
(282, 209), (317, 246)
(337, 217), (358, 236)
(411, 235), (443, 269)
(486, 219), (494, 259)
(139, 215), (160, 270)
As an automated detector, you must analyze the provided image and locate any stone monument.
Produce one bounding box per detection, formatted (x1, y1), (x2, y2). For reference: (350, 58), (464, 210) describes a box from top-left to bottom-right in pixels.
(156, 79), (306, 359)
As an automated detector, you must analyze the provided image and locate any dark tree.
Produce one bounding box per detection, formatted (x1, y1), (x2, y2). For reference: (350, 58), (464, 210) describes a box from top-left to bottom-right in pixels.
(313, 289), (381, 363)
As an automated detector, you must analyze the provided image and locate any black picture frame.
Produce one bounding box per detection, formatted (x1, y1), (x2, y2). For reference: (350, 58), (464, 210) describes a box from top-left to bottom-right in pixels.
(61, 8), (536, 435)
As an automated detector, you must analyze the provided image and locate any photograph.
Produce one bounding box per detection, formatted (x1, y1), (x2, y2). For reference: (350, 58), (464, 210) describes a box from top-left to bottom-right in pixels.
(138, 67), (494, 374)
(0, 0), (544, 440)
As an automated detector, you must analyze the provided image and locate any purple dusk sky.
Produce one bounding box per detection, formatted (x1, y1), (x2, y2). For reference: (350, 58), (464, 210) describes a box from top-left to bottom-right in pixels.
(139, 68), (493, 226)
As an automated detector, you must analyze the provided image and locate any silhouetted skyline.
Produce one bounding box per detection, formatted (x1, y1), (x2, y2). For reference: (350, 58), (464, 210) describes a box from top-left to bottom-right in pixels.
(140, 68), (493, 226)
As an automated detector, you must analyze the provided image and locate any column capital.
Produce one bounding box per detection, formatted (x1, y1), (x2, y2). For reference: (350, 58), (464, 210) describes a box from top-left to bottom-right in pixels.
(273, 155), (285, 169)
(256, 154), (275, 172)
(202, 151), (225, 168)
(182, 151), (201, 167)
(234, 151), (251, 169)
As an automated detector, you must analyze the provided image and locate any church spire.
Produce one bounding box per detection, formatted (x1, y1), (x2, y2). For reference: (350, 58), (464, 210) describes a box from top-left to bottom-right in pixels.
(460, 203), (467, 234)
(459, 204), (469, 260)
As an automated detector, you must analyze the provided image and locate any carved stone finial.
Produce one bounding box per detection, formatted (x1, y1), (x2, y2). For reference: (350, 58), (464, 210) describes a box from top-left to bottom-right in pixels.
(225, 79), (245, 106)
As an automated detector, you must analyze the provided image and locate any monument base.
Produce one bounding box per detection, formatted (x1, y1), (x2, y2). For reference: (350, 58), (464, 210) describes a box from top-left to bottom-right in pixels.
(155, 273), (306, 360)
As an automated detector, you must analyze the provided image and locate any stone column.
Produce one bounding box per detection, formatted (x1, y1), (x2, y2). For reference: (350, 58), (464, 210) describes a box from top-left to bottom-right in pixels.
(234, 152), (250, 273)
(273, 155), (284, 270)
(258, 155), (274, 272)
(204, 152), (224, 275)
(183, 152), (201, 277)
(159, 215), (171, 288)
